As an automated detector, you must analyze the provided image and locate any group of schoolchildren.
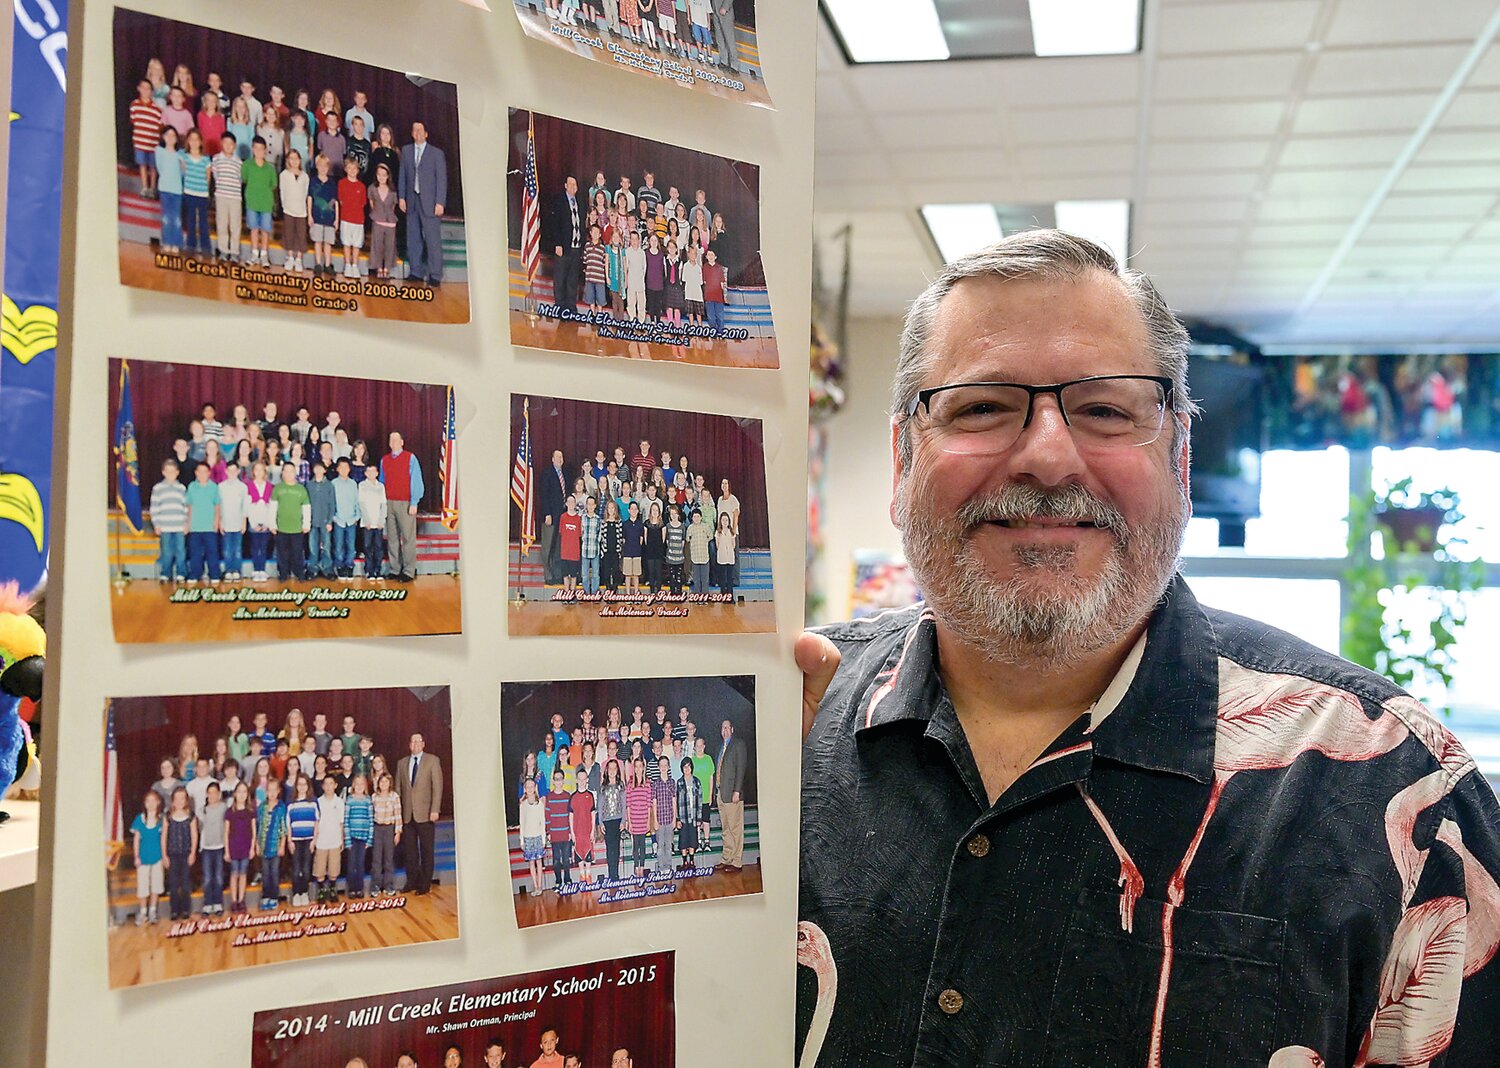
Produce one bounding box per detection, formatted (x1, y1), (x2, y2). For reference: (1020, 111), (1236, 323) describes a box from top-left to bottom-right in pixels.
(562, 171), (736, 337)
(515, 704), (718, 896)
(538, 0), (744, 77)
(127, 59), (407, 279)
(145, 398), (422, 585)
(546, 442), (742, 597)
(127, 709), (405, 925)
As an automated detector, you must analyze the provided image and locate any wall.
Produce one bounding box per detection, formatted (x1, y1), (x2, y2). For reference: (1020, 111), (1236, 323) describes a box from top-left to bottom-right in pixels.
(815, 314), (906, 623)
(35, 0), (815, 1064)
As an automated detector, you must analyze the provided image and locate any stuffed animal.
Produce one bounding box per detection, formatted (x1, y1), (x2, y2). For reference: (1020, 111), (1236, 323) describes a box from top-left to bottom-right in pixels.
(0, 582), (44, 822)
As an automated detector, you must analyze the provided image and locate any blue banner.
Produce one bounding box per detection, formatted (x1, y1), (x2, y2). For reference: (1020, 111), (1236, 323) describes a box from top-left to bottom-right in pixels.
(0, 0), (69, 594)
(113, 361), (141, 531)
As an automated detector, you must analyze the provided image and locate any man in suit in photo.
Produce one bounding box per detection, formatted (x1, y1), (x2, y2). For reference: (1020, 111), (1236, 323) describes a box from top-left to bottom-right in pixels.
(714, 717), (748, 871)
(711, 0), (740, 73)
(538, 448), (568, 584)
(395, 732), (444, 894)
(398, 120), (448, 287)
(548, 175), (585, 313)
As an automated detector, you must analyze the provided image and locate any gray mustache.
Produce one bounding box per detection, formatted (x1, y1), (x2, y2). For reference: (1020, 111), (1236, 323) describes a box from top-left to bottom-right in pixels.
(956, 483), (1127, 535)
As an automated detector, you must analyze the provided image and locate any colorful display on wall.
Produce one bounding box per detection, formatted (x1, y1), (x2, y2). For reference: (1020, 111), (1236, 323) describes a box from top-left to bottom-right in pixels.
(112, 9), (472, 323)
(106, 357), (463, 643)
(252, 952), (675, 1066)
(502, 675), (762, 927)
(1261, 352), (1500, 450)
(103, 686), (460, 988)
(508, 0), (771, 107)
(507, 393), (775, 636)
(506, 108), (778, 369)
(0, 0), (69, 597)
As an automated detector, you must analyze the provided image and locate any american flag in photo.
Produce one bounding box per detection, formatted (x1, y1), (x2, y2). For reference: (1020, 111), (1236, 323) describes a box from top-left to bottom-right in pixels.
(521, 113), (542, 289)
(440, 386), (459, 531)
(104, 701), (124, 866)
(510, 398), (537, 556)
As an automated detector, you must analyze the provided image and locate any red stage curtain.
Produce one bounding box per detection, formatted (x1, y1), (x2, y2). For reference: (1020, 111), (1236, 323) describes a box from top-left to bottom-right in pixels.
(511, 393), (770, 548)
(501, 676), (757, 823)
(110, 688), (454, 817)
(113, 9), (466, 215)
(507, 109), (764, 286)
(252, 956), (676, 1068)
(108, 358), (448, 502)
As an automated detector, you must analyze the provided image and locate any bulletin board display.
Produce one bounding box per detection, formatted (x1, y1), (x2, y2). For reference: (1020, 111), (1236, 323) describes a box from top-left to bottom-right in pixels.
(34, 0), (814, 1064)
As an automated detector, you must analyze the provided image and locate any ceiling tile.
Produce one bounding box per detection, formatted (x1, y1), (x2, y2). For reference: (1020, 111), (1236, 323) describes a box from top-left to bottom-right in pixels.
(814, 152), (899, 186)
(1154, 52), (1305, 102)
(1016, 142), (1137, 176)
(1323, 0), (1496, 47)
(1375, 193), (1498, 220)
(1392, 162), (1500, 192)
(1158, 1), (1321, 55)
(815, 113), (881, 154)
(1143, 171), (1263, 198)
(1254, 197), (1362, 222)
(873, 110), (1006, 151)
(1415, 131), (1500, 164)
(1138, 197), (1253, 223)
(847, 63), (1002, 114)
(1361, 219), (1478, 242)
(1149, 139), (1274, 171)
(1306, 44), (1470, 95)
(1247, 221), (1356, 244)
(997, 56), (1141, 107)
(815, 74), (862, 117)
(1279, 134), (1409, 167)
(1153, 100), (1288, 138)
(1290, 93), (1434, 135)
(1264, 167), (1387, 198)
(1437, 88), (1500, 129)
(890, 148), (1014, 182)
(1007, 105), (1138, 144)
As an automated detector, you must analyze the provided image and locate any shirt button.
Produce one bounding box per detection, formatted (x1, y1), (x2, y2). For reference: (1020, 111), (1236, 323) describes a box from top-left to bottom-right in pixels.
(938, 988), (964, 1015)
(966, 834), (990, 858)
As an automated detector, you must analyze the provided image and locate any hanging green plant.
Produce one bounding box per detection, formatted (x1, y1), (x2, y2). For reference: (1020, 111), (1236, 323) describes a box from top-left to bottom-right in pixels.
(1341, 479), (1484, 713)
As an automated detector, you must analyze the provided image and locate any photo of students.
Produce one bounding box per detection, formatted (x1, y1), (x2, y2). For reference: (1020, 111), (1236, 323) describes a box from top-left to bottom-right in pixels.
(501, 675), (760, 928)
(112, 9), (471, 323)
(507, 109), (778, 369)
(507, 0), (771, 107)
(507, 394), (772, 636)
(250, 955), (675, 1068)
(108, 358), (461, 643)
(103, 687), (460, 988)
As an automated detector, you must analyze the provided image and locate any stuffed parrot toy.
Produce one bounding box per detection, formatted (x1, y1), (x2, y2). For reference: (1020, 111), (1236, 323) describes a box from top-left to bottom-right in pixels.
(0, 582), (44, 822)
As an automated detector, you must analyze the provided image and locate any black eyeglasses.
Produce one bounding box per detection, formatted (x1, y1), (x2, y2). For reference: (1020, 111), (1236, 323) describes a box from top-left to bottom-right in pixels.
(906, 375), (1175, 453)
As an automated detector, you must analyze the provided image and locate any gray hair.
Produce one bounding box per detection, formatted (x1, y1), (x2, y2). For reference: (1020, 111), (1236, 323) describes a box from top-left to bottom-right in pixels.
(892, 229), (1199, 467)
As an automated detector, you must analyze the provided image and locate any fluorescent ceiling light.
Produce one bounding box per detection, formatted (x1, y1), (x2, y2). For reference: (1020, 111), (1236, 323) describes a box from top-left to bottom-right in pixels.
(921, 204), (1004, 263)
(825, 0), (950, 63)
(1053, 199), (1131, 267)
(1027, 0), (1140, 56)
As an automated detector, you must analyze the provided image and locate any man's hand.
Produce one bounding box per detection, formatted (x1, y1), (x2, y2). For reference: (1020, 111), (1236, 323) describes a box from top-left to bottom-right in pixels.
(399, 198), (407, 213)
(435, 204), (444, 217)
(429, 810), (439, 823)
(795, 631), (840, 742)
(408, 504), (418, 516)
(555, 245), (564, 257)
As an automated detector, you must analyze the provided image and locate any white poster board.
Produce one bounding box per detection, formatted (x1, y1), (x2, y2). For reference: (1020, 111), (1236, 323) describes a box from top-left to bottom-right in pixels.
(33, 0), (813, 1062)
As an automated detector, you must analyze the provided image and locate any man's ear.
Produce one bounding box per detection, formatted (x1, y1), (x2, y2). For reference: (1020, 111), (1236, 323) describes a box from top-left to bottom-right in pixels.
(1175, 412), (1192, 514)
(889, 419), (905, 529)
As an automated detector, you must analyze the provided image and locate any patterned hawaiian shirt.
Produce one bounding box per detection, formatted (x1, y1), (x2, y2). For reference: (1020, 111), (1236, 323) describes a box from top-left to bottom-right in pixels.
(797, 576), (1500, 1066)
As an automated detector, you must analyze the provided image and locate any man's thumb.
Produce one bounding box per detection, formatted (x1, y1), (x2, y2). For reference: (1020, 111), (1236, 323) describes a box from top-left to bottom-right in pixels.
(795, 631), (840, 743)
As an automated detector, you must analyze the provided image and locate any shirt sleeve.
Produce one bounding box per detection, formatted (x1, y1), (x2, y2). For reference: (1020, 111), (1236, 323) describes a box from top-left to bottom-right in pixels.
(1350, 760), (1500, 1064)
(409, 455), (424, 504)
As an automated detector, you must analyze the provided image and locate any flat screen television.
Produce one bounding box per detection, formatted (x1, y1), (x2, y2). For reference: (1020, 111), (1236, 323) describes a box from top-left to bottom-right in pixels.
(1187, 357), (1265, 545)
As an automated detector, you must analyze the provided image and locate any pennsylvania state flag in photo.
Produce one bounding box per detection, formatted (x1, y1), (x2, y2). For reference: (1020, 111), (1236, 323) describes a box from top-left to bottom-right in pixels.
(113, 361), (142, 532)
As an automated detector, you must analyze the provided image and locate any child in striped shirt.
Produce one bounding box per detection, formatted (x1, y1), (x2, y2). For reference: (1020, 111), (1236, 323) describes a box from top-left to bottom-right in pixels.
(180, 129), (213, 256)
(150, 458), (188, 583)
(129, 80), (162, 198)
(210, 133), (242, 261)
(583, 224), (609, 320)
(343, 774), (374, 899)
(285, 777), (318, 906)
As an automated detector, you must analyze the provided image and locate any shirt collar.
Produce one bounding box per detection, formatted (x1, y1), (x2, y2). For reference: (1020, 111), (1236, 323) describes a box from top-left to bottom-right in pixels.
(854, 576), (1218, 785)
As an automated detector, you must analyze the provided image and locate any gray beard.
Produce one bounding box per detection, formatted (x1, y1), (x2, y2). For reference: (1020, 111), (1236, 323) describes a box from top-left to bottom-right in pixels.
(896, 479), (1186, 670)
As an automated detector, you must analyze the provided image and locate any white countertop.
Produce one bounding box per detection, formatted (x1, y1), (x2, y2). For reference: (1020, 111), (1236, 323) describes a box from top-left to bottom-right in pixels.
(0, 800), (39, 892)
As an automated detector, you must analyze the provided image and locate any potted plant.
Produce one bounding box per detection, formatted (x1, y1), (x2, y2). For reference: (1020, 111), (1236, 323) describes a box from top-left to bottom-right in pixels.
(1373, 477), (1458, 554)
(1342, 482), (1484, 711)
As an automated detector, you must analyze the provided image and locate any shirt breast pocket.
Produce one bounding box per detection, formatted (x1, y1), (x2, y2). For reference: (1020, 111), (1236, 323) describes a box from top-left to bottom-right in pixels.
(1043, 889), (1285, 1068)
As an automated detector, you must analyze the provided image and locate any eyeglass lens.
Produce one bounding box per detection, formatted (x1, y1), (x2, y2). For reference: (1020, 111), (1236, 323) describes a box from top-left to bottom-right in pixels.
(923, 379), (1168, 454)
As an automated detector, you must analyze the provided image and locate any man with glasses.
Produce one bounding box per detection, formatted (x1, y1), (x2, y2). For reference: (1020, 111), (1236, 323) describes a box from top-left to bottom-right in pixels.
(792, 230), (1500, 1065)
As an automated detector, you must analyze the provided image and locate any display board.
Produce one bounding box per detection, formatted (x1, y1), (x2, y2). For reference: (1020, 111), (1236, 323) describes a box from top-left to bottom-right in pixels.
(33, 0), (813, 1063)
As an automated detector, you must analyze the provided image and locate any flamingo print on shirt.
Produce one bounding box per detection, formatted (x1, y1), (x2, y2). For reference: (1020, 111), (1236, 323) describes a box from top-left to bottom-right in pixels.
(1148, 664), (1413, 1068)
(796, 920), (837, 1068)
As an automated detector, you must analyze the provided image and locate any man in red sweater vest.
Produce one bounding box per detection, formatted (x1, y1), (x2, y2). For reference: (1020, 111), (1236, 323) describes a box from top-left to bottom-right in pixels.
(379, 431), (425, 582)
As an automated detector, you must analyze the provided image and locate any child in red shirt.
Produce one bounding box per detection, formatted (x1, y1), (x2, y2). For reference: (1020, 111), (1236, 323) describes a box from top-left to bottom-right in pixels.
(336, 155), (368, 279)
(559, 495), (583, 595)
